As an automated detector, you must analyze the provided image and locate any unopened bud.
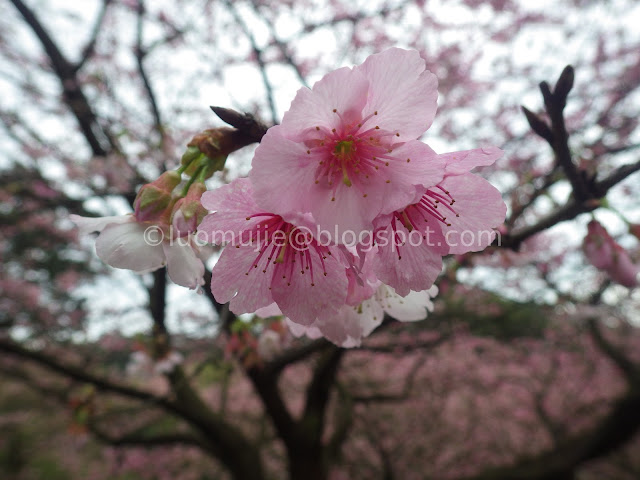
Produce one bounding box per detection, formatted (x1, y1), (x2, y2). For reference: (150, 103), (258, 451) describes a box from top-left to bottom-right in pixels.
(171, 182), (208, 237)
(134, 171), (181, 224)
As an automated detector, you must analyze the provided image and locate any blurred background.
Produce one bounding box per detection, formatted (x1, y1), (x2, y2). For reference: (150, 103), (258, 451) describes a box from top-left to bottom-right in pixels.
(1, 0), (640, 479)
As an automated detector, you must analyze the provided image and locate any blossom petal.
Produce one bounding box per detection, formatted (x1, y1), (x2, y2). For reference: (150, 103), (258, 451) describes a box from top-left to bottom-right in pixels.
(439, 173), (506, 254)
(95, 222), (166, 273)
(286, 318), (323, 340)
(71, 213), (134, 235)
(379, 285), (438, 321)
(372, 222), (447, 296)
(162, 240), (205, 289)
(210, 245), (275, 314)
(255, 303), (283, 318)
(358, 48), (438, 141)
(250, 126), (320, 216)
(271, 248), (348, 326)
(278, 67), (369, 137)
(198, 178), (265, 244)
(316, 298), (385, 347)
(442, 146), (503, 176)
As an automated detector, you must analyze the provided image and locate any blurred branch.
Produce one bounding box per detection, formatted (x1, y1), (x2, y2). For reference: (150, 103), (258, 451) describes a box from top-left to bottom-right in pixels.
(0, 338), (167, 405)
(222, 0), (278, 124)
(588, 319), (640, 384)
(502, 158), (639, 249)
(135, 0), (166, 148)
(165, 366), (266, 480)
(326, 383), (354, 462)
(74, 0), (112, 72)
(9, 0), (118, 156)
(247, 0), (309, 88)
(303, 347), (345, 425)
(148, 268), (170, 357)
(352, 353), (426, 404)
(88, 420), (210, 449)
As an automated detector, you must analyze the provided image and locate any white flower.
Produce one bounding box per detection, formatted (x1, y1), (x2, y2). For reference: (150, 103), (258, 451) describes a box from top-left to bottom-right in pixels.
(71, 214), (204, 290)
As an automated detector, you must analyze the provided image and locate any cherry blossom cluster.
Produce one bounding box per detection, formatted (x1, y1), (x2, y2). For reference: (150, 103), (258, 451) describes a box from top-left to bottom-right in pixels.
(197, 48), (507, 346)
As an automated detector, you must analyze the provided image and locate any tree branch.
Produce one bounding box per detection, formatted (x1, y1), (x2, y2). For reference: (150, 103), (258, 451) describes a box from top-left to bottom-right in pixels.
(135, 0), (166, 147)
(9, 0), (117, 156)
(222, 0), (278, 125)
(74, 0), (112, 72)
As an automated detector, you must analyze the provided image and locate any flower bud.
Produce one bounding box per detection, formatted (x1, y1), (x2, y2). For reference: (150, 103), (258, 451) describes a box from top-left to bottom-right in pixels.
(170, 181), (208, 237)
(134, 171), (181, 224)
(583, 220), (638, 287)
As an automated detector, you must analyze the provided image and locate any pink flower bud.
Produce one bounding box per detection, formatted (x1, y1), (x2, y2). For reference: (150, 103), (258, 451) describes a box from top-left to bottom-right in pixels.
(583, 220), (638, 287)
(170, 182), (208, 237)
(133, 171), (181, 224)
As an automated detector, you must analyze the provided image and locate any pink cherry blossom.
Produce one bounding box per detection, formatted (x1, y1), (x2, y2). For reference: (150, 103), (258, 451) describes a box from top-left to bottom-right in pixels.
(369, 147), (505, 294)
(249, 48), (445, 240)
(198, 178), (349, 325)
(583, 220), (638, 287)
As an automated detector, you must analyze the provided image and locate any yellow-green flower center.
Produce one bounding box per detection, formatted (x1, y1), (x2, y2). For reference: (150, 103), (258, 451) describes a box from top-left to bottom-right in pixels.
(334, 141), (355, 186)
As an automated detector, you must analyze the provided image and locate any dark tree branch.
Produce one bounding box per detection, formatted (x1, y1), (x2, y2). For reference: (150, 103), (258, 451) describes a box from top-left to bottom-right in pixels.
(246, 367), (296, 444)
(148, 268), (170, 357)
(595, 159), (640, 195)
(0, 338), (168, 405)
(135, 0), (166, 147)
(9, 0), (117, 157)
(222, 0), (278, 125)
(0, 338), (264, 480)
(165, 366), (266, 480)
(74, 0), (112, 72)
(457, 319), (640, 480)
(326, 383), (354, 462)
(352, 354), (426, 404)
(88, 420), (210, 449)
(302, 347), (345, 435)
(502, 157), (639, 249)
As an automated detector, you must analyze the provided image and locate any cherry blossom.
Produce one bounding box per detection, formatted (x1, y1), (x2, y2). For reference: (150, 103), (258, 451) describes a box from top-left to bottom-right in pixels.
(249, 48), (445, 240)
(370, 147), (506, 295)
(198, 178), (349, 325)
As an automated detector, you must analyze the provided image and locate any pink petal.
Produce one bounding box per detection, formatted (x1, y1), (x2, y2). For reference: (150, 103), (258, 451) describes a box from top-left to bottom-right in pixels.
(278, 67), (369, 137)
(285, 318), (323, 340)
(438, 173), (506, 254)
(210, 245), (275, 314)
(255, 303), (283, 318)
(271, 247), (348, 326)
(198, 178), (265, 244)
(357, 48), (438, 141)
(442, 146), (503, 176)
(250, 126), (320, 215)
(314, 298), (385, 347)
(372, 221), (447, 296)
(95, 222), (166, 273)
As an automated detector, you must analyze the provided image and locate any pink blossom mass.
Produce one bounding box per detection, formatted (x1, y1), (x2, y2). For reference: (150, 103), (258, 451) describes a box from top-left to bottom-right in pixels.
(198, 48), (507, 342)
